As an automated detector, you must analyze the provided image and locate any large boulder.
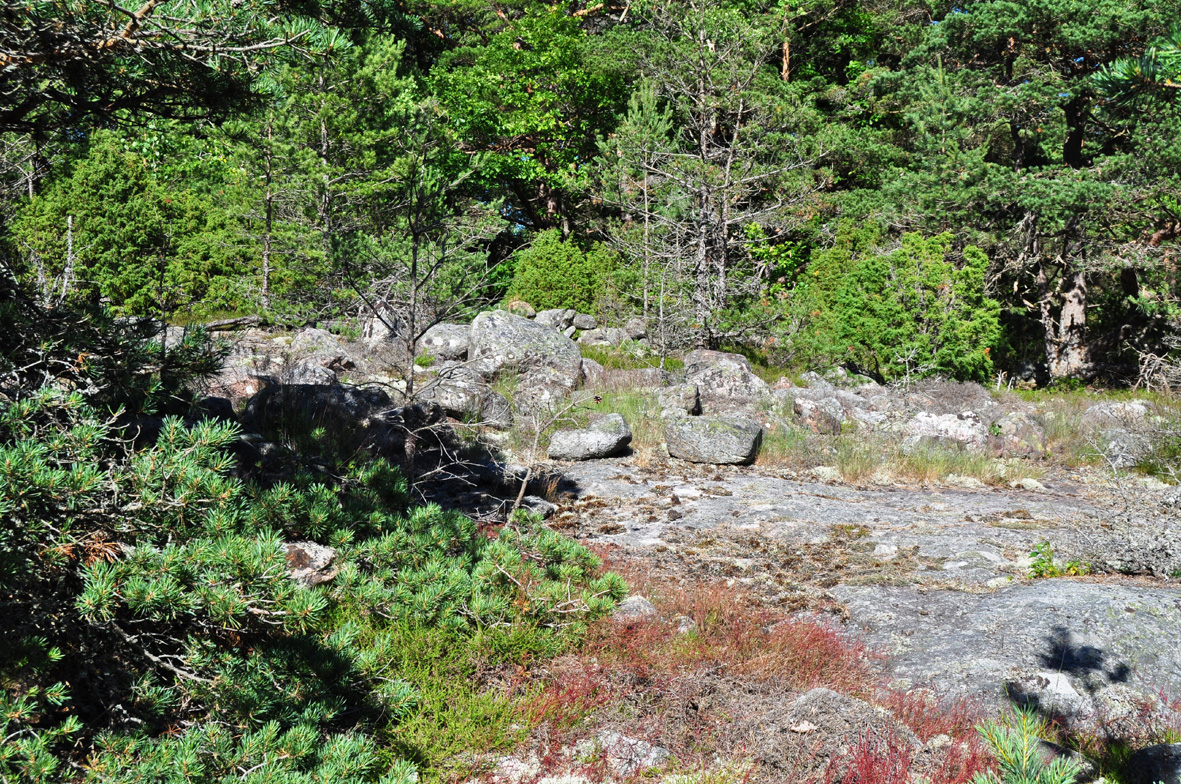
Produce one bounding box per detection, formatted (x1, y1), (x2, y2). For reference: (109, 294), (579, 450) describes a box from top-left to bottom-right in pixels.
(899, 411), (987, 451)
(684, 350), (770, 413)
(580, 357), (606, 388)
(1124, 744), (1181, 784)
(1097, 428), (1154, 469)
(665, 416), (763, 465)
(548, 413), (632, 461)
(794, 397), (844, 435)
(657, 383), (701, 418)
(361, 309), (404, 347)
(242, 384), (393, 434)
(468, 310), (583, 391)
(187, 396), (237, 426)
(579, 327), (628, 347)
(283, 327), (355, 384)
(989, 411), (1047, 457)
(416, 362), (484, 419)
(283, 360), (337, 386)
(480, 391), (514, 430)
(1085, 400), (1153, 424)
(289, 326), (346, 357)
(240, 384), (437, 457)
(514, 366), (586, 415)
(417, 323), (469, 362)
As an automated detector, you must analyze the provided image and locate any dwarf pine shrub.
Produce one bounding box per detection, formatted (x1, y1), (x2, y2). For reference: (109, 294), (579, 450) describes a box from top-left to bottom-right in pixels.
(971, 708), (1083, 784)
(0, 287), (625, 782)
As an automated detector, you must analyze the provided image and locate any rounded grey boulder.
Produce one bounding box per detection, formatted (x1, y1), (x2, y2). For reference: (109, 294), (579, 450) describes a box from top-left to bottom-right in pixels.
(657, 383), (701, 418)
(417, 362), (484, 419)
(417, 323), (470, 361)
(665, 416), (763, 464)
(468, 310), (582, 389)
(548, 413), (632, 461)
(572, 312), (598, 330)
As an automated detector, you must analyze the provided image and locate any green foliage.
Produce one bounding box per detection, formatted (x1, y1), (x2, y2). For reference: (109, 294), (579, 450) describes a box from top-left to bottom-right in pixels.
(1094, 25), (1181, 104)
(1028, 541), (1089, 578)
(972, 708), (1083, 784)
(0, 0), (347, 134)
(790, 228), (1002, 382)
(431, 6), (629, 234)
(12, 130), (248, 316)
(506, 229), (617, 313)
(0, 294), (623, 781)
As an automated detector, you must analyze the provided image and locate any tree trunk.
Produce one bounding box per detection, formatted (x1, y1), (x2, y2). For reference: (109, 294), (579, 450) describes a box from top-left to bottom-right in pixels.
(1063, 96), (1087, 169)
(1053, 265), (1089, 376)
(261, 116), (274, 311)
(1039, 262), (1090, 378)
(317, 67), (333, 262)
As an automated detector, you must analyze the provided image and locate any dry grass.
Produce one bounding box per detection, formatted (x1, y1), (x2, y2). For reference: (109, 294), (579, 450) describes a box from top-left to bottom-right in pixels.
(758, 427), (1044, 487)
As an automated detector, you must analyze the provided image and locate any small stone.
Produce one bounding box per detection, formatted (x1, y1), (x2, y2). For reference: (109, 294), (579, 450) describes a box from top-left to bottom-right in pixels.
(572, 313), (598, 330)
(506, 300), (536, 318)
(1009, 478), (1045, 491)
(284, 542), (338, 587)
(519, 496), (558, 518)
(535, 308), (576, 330)
(624, 317), (648, 340)
(613, 595), (659, 623)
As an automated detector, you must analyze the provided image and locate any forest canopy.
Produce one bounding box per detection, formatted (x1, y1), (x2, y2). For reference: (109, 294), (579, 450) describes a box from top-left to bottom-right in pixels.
(3, 0), (1179, 383)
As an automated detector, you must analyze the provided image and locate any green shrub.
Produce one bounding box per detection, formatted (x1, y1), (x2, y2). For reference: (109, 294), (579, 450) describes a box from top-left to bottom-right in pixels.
(0, 294), (625, 782)
(1028, 541), (1089, 578)
(791, 226), (1002, 382)
(505, 229), (617, 313)
(972, 708), (1083, 784)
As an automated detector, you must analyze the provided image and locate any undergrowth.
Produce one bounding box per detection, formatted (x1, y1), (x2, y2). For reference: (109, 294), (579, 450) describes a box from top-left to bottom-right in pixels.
(581, 343), (683, 372)
(758, 427), (1044, 487)
(512, 552), (996, 784)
